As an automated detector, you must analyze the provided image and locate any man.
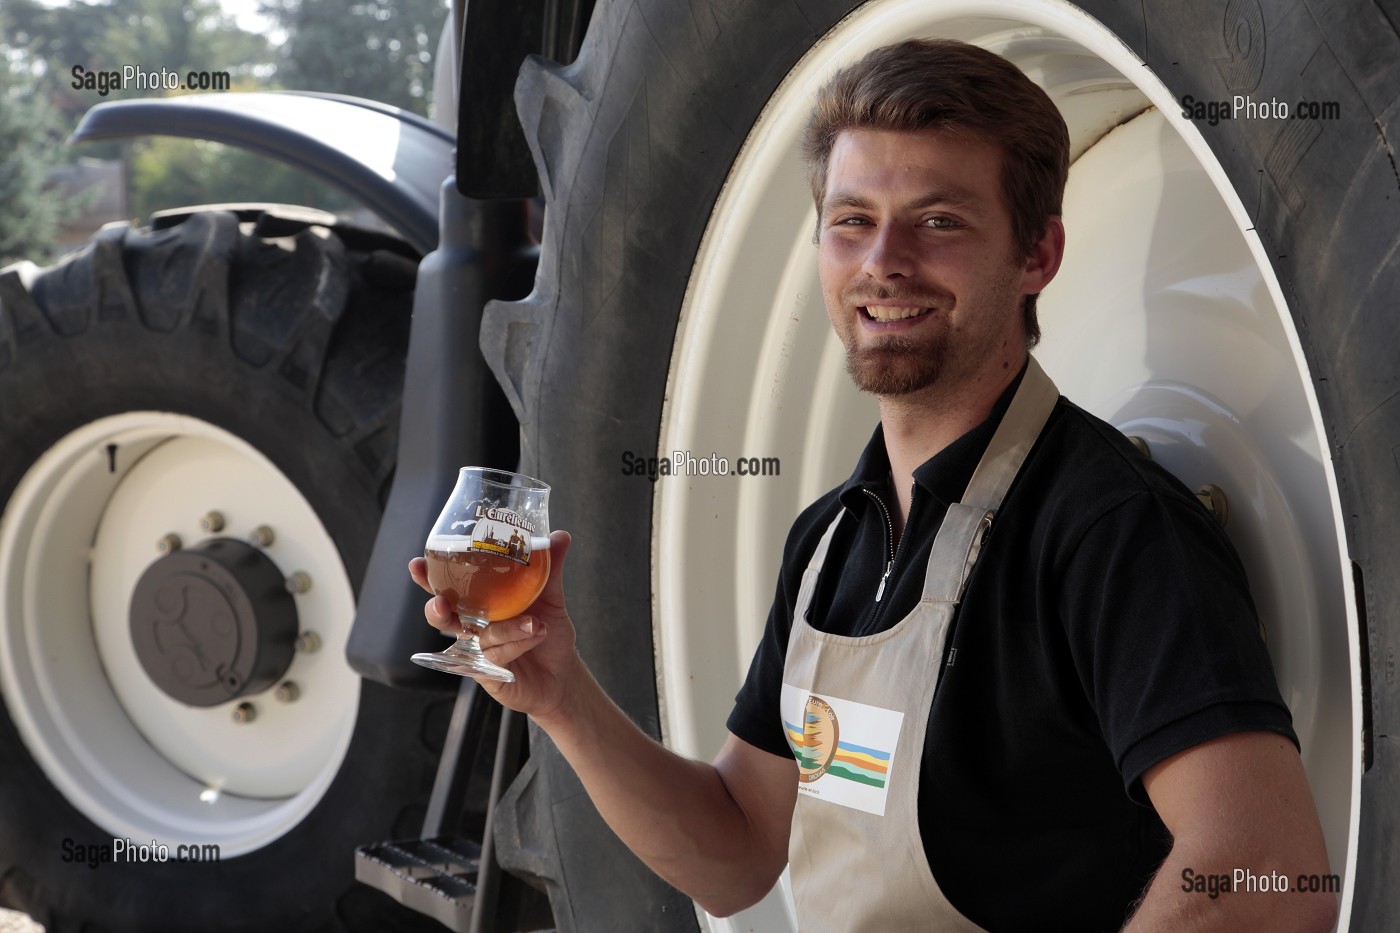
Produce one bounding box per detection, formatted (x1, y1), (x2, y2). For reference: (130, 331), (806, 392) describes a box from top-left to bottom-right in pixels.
(410, 39), (1336, 931)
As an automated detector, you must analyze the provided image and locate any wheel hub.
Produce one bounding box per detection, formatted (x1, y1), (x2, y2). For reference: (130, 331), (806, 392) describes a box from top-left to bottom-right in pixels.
(129, 538), (297, 707)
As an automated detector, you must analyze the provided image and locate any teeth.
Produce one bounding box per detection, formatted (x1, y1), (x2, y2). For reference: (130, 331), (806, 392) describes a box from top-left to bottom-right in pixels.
(864, 305), (929, 322)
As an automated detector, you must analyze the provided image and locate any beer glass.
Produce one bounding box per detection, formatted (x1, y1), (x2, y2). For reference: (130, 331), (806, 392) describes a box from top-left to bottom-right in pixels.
(412, 467), (551, 682)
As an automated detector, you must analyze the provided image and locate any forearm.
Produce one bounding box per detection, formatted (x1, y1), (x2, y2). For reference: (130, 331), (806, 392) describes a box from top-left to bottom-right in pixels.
(414, 537), (786, 913)
(533, 659), (784, 915)
(1129, 733), (1338, 933)
(1125, 843), (1338, 932)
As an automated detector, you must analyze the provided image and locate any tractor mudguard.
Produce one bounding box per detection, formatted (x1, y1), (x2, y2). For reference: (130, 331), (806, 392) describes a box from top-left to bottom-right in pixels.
(69, 91), (453, 254)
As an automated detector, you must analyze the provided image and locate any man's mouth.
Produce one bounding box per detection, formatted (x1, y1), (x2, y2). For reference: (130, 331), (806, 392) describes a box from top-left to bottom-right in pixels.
(861, 305), (933, 322)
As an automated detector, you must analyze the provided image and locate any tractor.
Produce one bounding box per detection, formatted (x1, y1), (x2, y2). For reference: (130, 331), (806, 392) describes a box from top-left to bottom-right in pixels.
(0, 0), (1394, 929)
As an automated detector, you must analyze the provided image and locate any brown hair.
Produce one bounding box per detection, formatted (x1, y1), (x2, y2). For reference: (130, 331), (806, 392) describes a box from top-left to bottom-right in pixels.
(801, 39), (1069, 345)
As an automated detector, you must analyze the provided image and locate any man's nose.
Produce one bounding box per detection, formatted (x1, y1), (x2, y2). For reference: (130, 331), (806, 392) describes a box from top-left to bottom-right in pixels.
(860, 224), (917, 279)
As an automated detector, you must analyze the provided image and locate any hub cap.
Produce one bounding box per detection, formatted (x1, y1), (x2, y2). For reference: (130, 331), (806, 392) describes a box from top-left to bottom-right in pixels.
(130, 538), (298, 707)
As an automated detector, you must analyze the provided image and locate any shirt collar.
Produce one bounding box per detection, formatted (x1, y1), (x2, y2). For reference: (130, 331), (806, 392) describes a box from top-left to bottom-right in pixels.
(837, 362), (1028, 511)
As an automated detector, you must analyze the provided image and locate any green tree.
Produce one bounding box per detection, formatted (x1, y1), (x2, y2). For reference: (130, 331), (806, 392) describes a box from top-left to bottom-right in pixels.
(2, 0), (126, 127)
(262, 0), (449, 115)
(1, 0), (272, 124)
(0, 80), (74, 266)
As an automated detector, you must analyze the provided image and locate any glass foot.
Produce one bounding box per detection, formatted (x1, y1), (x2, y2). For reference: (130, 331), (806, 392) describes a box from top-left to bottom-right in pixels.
(411, 632), (515, 683)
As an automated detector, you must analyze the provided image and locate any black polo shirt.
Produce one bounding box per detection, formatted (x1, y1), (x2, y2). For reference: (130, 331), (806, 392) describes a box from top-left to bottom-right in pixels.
(727, 372), (1297, 932)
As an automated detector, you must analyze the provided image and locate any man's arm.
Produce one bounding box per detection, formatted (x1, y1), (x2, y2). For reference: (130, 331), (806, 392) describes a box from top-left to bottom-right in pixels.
(534, 672), (797, 915)
(410, 531), (796, 917)
(1125, 731), (1337, 932)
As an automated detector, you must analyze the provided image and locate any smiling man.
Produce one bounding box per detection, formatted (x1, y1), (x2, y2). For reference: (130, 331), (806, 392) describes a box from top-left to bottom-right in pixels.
(412, 38), (1337, 932)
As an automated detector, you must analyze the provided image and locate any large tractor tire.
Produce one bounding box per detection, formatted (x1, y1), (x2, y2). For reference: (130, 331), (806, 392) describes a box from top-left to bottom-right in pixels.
(0, 209), (446, 931)
(484, 0), (1393, 929)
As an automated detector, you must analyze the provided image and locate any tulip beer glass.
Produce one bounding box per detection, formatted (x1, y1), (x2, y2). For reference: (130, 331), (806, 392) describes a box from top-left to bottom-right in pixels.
(412, 467), (551, 682)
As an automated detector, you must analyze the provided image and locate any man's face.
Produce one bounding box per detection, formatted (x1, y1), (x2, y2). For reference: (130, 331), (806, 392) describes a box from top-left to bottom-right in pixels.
(817, 128), (1033, 397)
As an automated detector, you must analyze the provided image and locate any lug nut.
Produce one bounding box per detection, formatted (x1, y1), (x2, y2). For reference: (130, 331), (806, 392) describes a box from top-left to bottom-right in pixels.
(200, 511), (226, 532)
(1195, 484), (1229, 528)
(157, 533), (182, 554)
(231, 702), (256, 724)
(274, 681), (300, 704)
(285, 571), (312, 594)
(1127, 436), (1151, 459)
(248, 525), (275, 548)
(294, 631), (322, 654)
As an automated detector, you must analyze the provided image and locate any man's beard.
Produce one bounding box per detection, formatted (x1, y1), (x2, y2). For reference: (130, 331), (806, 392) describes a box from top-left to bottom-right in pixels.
(844, 334), (948, 396)
(837, 281), (953, 396)
(835, 267), (1023, 397)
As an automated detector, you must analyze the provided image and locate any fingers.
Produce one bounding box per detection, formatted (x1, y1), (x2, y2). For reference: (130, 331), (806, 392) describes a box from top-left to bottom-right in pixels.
(423, 593), (455, 633)
(536, 529), (572, 607)
(479, 615), (544, 646)
(408, 556), (432, 594)
(477, 616), (548, 667)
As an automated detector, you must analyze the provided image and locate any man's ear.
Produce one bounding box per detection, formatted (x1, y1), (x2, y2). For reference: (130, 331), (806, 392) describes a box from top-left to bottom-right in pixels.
(1021, 216), (1065, 296)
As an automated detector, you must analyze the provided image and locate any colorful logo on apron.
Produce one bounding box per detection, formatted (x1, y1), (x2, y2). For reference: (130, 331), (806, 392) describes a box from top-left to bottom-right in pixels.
(793, 696), (840, 782)
(781, 684), (904, 816)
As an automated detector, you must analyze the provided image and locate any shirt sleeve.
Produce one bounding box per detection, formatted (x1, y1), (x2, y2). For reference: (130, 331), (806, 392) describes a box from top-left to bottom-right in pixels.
(1056, 487), (1298, 804)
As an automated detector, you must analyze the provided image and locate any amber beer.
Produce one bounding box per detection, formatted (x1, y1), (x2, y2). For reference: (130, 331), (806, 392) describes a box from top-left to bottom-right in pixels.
(425, 534), (551, 622)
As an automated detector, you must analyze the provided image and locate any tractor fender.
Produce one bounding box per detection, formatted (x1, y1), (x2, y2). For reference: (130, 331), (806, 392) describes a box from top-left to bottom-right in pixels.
(69, 91), (453, 254)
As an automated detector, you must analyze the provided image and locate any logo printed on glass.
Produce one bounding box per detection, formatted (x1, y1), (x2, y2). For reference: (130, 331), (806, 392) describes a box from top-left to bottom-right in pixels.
(781, 683), (904, 816)
(468, 505), (536, 566)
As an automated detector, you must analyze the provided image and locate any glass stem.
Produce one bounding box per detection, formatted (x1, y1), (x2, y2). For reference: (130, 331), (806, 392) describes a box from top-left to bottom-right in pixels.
(449, 614), (491, 663)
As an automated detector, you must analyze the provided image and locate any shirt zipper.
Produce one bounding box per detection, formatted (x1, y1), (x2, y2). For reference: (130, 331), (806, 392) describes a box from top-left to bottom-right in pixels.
(862, 486), (919, 632)
(862, 488), (896, 602)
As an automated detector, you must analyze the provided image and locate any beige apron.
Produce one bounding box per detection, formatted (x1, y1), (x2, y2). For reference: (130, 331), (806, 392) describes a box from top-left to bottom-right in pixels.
(780, 357), (1059, 932)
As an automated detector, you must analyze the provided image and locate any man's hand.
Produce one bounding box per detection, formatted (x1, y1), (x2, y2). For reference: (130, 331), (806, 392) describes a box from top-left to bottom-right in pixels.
(408, 530), (796, 915)
(408, 529), (581, 725)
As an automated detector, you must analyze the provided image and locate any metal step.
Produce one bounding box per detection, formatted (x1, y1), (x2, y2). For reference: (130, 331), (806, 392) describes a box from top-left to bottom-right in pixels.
(355, 680), (541, 930)
(355, 835), (482, 932)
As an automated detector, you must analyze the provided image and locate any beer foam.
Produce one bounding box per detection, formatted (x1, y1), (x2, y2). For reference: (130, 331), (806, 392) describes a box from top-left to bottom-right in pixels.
(426, 534), (473, 552)
(427, 533), (551, 552)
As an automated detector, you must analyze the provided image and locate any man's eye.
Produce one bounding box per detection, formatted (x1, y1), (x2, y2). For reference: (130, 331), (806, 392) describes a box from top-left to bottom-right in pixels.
(923, 216), (957, 228)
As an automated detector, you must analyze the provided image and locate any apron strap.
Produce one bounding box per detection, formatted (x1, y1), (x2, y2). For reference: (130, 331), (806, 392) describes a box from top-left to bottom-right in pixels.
(793, 509), (848, 618)
(962, 355), (1060, 511)
(922, 356), (1060, 604)
(805, 509), (847, 575)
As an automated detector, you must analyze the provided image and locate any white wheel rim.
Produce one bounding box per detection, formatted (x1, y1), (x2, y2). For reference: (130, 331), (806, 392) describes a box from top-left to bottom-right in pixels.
(653, 2), (1360, 929)
(0, 412), (359, 857)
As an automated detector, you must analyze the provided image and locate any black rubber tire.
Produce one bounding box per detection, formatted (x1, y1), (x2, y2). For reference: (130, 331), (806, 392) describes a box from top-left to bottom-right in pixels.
(0, 210), (448, 932)
(483, 0), (1398, 928)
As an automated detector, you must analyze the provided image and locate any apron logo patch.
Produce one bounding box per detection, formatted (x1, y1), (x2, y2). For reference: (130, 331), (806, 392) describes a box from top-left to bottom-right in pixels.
(792, 696), (840, 782)
(781, 684), (904, 815)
